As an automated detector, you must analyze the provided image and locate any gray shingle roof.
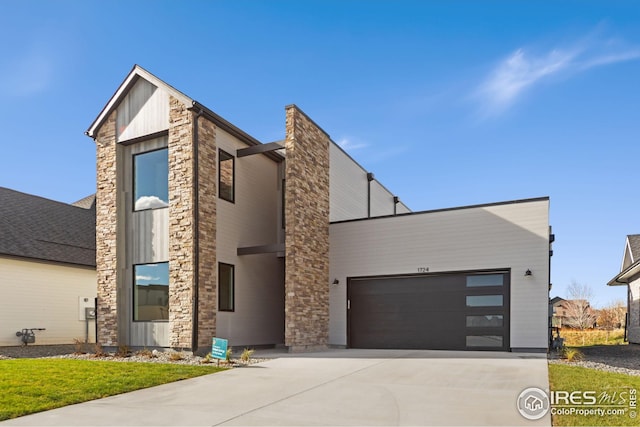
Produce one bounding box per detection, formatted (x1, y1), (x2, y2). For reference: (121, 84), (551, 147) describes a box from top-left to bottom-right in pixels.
(628, 235), (640, 262)
(0, 187), (96, 267)
(72, 194), (96, 209)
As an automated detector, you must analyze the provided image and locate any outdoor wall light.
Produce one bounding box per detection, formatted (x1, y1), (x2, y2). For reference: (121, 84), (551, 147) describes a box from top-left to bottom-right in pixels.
(524, 269), (533, 277)
(332, 278), (340, 285)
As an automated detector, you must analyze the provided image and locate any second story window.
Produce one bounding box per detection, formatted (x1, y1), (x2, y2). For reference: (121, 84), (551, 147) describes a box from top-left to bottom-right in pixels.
(133, 148), (168, 211)
(219, 149), (235, 203)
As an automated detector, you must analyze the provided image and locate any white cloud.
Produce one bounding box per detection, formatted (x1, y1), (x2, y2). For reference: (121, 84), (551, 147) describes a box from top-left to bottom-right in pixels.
(475, 31), (640, 118)
(135, 275), (159, 282)
(336, 137), (368, 151)
(135, 196), (169, 210)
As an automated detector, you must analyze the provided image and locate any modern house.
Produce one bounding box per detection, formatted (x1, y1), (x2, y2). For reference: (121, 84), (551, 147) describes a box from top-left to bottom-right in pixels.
(86, 65), (552, 353)
(607, 234), (640, 344)
(0, 187), (96, 346)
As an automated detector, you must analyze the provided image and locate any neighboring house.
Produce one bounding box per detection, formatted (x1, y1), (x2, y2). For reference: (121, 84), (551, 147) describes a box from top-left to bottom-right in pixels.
(0, 187), (97, 346)
(550, 297), (596, 329)
(608, 234), (640, 344)
(85, 65), (552, 353)
(550, 296), (568, 327)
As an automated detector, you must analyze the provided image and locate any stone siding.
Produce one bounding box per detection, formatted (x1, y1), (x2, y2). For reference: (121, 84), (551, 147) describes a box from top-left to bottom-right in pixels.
(196, 116), (217, 349)
(95, 111), (119, 346)
(284, 105), (331, 351)
(168, 96), (195, 349)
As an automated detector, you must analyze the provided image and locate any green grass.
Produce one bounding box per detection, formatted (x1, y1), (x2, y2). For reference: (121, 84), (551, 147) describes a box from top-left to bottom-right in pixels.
(0, 359), (225, 421)
(549, 364), (640, 426)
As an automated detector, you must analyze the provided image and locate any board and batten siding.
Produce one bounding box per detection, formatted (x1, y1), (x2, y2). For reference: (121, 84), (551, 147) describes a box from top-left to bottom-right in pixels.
(0, 257), (97, 346)
(216, 129), (284, 347)
(116, 78), (169, 143)
(329, 142), (409, 221)
(121, 136), (169, 347)
(329, 198), (550, 350)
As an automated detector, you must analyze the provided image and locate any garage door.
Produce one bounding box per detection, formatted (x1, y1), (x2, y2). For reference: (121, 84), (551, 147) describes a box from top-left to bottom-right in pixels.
(347, 271), (510, 351)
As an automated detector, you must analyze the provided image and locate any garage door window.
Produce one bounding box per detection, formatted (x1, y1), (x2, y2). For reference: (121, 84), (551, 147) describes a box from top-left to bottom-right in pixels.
(466, 295), (503, 307)
(466, 315), (503, 327)
(466, 335), (503, 347)
(466, 274), (503, 287)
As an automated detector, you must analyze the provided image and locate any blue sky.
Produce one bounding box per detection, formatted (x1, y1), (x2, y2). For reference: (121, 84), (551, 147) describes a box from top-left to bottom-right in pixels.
(1, 1), (639, 307)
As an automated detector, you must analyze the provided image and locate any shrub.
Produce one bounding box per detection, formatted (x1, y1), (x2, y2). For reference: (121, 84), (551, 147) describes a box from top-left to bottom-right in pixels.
(241, 348), (255, 363)
(135, 348), (154, 358)
(225, 348), (233, 363)
(169, 351), (184, 361)
(115, 344), (130, 358)
(72, 338), (86, 355)
(93, 342), (107, 357)
(560, 347), (584, 362)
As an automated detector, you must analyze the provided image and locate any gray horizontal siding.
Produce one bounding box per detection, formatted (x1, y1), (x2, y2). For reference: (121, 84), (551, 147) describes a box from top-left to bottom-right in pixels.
(329, 199), (550, 349)
(329, 143), (368, 221)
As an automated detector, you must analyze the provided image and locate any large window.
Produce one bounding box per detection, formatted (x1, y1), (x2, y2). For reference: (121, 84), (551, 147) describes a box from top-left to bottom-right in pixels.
(219, 263), (234, 311)
(134, 148), (168, 211)
(134, 263), (169, 321)
(219, 150), (235, 202)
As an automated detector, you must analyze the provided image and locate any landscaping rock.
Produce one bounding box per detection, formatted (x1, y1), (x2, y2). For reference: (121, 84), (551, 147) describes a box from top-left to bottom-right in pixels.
(549, 344), (640, 376)
(0, 344), (265, 367)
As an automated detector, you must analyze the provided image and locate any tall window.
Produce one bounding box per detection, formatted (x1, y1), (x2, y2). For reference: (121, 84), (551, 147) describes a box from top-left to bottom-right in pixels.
(219, 150), (235, 202)
(219, 263), (234, 311)
(134, 263), (169, 321)
(134, 148), (168, 211)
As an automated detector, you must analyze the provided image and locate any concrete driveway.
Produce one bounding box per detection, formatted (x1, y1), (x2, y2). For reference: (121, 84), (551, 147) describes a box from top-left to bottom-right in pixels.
(2, 349), (550, 426)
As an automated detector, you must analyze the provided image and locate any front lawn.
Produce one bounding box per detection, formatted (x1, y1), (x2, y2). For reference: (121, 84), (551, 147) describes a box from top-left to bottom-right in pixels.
(0, 359), (224, 421)
(549, 363), (639, 426)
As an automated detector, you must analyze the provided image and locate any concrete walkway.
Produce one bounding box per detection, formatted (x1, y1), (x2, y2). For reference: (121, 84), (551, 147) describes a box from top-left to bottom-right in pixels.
(2, 349), (550, 426)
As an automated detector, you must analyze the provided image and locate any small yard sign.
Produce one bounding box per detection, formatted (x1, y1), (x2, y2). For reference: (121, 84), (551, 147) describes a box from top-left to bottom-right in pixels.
(211, 337), (228, 360)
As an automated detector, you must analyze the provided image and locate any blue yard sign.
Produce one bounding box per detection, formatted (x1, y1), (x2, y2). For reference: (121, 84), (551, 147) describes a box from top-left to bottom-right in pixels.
(211, 337), (228, 360)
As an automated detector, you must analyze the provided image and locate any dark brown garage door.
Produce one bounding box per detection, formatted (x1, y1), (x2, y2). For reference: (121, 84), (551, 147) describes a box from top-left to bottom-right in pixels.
(347, 271), (510, 351)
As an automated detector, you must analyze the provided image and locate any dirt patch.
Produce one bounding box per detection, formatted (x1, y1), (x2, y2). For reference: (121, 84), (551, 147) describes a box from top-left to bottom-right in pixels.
(0, 344), (76, 359)
(577, 344), (640, 371)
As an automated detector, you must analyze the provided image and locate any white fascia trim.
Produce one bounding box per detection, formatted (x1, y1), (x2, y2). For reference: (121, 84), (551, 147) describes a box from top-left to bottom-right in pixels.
(86, 65), (192, 138)
(608, 260), (640, 286)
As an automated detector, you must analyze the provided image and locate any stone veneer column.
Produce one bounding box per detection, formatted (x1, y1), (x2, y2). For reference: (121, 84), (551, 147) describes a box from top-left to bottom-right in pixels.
(95, 110), (119, 346)
(168, 96), (195, 349)
(196, 116), (217, 349)
(168, 98), (218, 351)
(284, 104), (331, 351)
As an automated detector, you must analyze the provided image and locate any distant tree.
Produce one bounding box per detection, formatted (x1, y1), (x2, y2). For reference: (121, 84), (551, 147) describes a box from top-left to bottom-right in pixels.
(564, 281), (598, 331)
(597, 300), (626, 330)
